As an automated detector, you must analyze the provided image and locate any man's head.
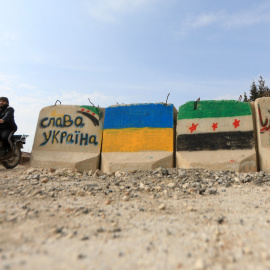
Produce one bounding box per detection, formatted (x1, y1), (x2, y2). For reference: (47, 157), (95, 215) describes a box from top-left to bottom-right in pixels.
(0, 97), (9, 106)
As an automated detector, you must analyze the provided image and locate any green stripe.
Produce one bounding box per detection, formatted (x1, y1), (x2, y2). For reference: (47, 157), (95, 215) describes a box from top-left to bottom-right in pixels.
(80, 106), (101, 117)
(178, 100), (252, 120)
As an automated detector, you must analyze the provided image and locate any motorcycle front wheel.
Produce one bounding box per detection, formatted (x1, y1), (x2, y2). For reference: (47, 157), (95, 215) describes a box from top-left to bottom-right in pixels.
(2, 145), (21, 169)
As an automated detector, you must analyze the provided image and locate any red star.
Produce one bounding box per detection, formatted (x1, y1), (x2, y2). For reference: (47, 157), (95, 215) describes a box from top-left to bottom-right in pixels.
(81, 109), (85, 111)
(92, 113), (95, 116)
(189, 123), (198, 133)
(212, 123), (218, 131)
(233, 119), (240, 128)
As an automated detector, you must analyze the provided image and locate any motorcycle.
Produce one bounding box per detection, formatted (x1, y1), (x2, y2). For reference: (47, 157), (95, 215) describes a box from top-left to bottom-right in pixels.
(0, 134), (28, 169)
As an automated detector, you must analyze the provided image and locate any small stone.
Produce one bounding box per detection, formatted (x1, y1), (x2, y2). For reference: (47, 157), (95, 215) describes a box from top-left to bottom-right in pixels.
(82, 208), (89, 214)
(188, 188), (197, 193)
(76, 191), (85, 196)
(97, 227), (105, 233)
(66, 233), (75, 239)
(77, 254), (86, 259)
(139, 183), (145, 189)
(144, 186), (150, 192)
(26, 168), (36, 175)
(112, 227), (122, 233)
(167, 183), (176, 188)
(182, 183), (189, 189)
(122, 195), (130, 201)
(49, 168), (56, 173)
(51, 227), (63, 234)
(32, 174), (40, 180)
(217, 216), (225, 224)
(104, 198), (111, 205)
(178, 171), (186, 177)
(234, 177), (240, 183)
(40, 177), (49, 184)
(93, 169), (103, 177)
(159, 203), (166, 210)
(30, 180), (39, 185)
(161, 168), (169, 176)
(254, 178), (264, 186)
(198, 188), (206, 195)
(55, 169), (64, 176)
(206, 188), (217, 195)
(115, 171), (124, 177)
(243, 246), (252, 255)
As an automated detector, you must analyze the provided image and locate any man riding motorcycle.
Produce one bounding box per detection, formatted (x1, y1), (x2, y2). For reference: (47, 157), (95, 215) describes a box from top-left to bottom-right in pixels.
(0, 97), (17, 156)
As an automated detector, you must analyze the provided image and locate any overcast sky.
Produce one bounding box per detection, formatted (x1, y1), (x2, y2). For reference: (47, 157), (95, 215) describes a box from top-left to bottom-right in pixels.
(1, 0), (270, 151)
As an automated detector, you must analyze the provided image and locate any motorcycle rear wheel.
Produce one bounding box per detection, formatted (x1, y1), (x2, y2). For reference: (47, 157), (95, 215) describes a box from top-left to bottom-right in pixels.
(2, 145), (21, 169)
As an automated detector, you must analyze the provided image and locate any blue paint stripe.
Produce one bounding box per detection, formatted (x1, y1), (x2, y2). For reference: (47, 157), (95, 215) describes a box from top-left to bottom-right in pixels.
(104, 104), (174, 129)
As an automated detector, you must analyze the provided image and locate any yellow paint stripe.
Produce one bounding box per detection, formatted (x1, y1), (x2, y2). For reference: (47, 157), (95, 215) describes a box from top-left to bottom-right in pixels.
(51, 110), (64, 117)
(102, 128), (173, 152)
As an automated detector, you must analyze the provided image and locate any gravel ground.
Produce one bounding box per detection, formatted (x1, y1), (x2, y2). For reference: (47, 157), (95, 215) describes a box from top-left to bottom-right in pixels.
(1, 164), (270, 270)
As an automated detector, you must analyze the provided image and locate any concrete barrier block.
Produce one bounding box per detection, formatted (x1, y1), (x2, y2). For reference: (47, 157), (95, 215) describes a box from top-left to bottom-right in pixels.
(30, 105), (104, 172)
(176, 100), (257, 172)
(101, 152), (173, 173)
(101, 103), (176, 173)
(254, 97), (270, 171)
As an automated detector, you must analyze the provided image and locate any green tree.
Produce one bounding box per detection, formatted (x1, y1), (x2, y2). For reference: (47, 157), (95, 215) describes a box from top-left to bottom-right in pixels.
(243, 92), (248, 102)
(249, 81), (258, 101)
(243, 76), (269, 101)
(258, 76), (267, 97)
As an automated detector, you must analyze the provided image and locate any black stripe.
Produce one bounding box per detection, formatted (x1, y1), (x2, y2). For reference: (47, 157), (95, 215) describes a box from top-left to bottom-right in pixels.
(77, 111), (99, 126)
(177, 131), (255, 151)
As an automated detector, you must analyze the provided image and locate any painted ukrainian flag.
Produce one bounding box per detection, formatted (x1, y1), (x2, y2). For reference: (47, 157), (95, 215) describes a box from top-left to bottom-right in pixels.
(177, 100), (255, 151)
(102, 103), (174, 152)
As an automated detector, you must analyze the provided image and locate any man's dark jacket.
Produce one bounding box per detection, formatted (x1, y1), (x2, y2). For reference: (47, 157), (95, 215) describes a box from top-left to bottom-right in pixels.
(0, 106), (17, 131)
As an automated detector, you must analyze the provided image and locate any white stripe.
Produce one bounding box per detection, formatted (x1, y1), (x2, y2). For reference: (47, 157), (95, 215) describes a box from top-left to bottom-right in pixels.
(177, 115), (253, 135)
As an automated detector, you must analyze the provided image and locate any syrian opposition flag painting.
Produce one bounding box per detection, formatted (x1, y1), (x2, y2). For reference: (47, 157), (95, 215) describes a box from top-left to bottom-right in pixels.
(177, 100), (255, 151)
(77, 106), (101, 126)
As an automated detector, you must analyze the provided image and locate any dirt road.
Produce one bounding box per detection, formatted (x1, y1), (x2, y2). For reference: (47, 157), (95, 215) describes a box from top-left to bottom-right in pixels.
(1, 165), (270, 270)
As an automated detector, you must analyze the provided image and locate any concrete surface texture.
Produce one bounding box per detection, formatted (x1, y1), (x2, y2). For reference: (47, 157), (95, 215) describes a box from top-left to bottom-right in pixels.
(101, 152), (173, 173)
(30, 105), (104, 172)
(176, 100), (257, 172)
(254, 97), (270, 172)
(101, 103), (176, 173)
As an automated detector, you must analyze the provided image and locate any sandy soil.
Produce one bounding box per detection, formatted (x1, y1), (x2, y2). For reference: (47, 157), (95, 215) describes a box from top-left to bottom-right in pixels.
(1, 164), (270, 270)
